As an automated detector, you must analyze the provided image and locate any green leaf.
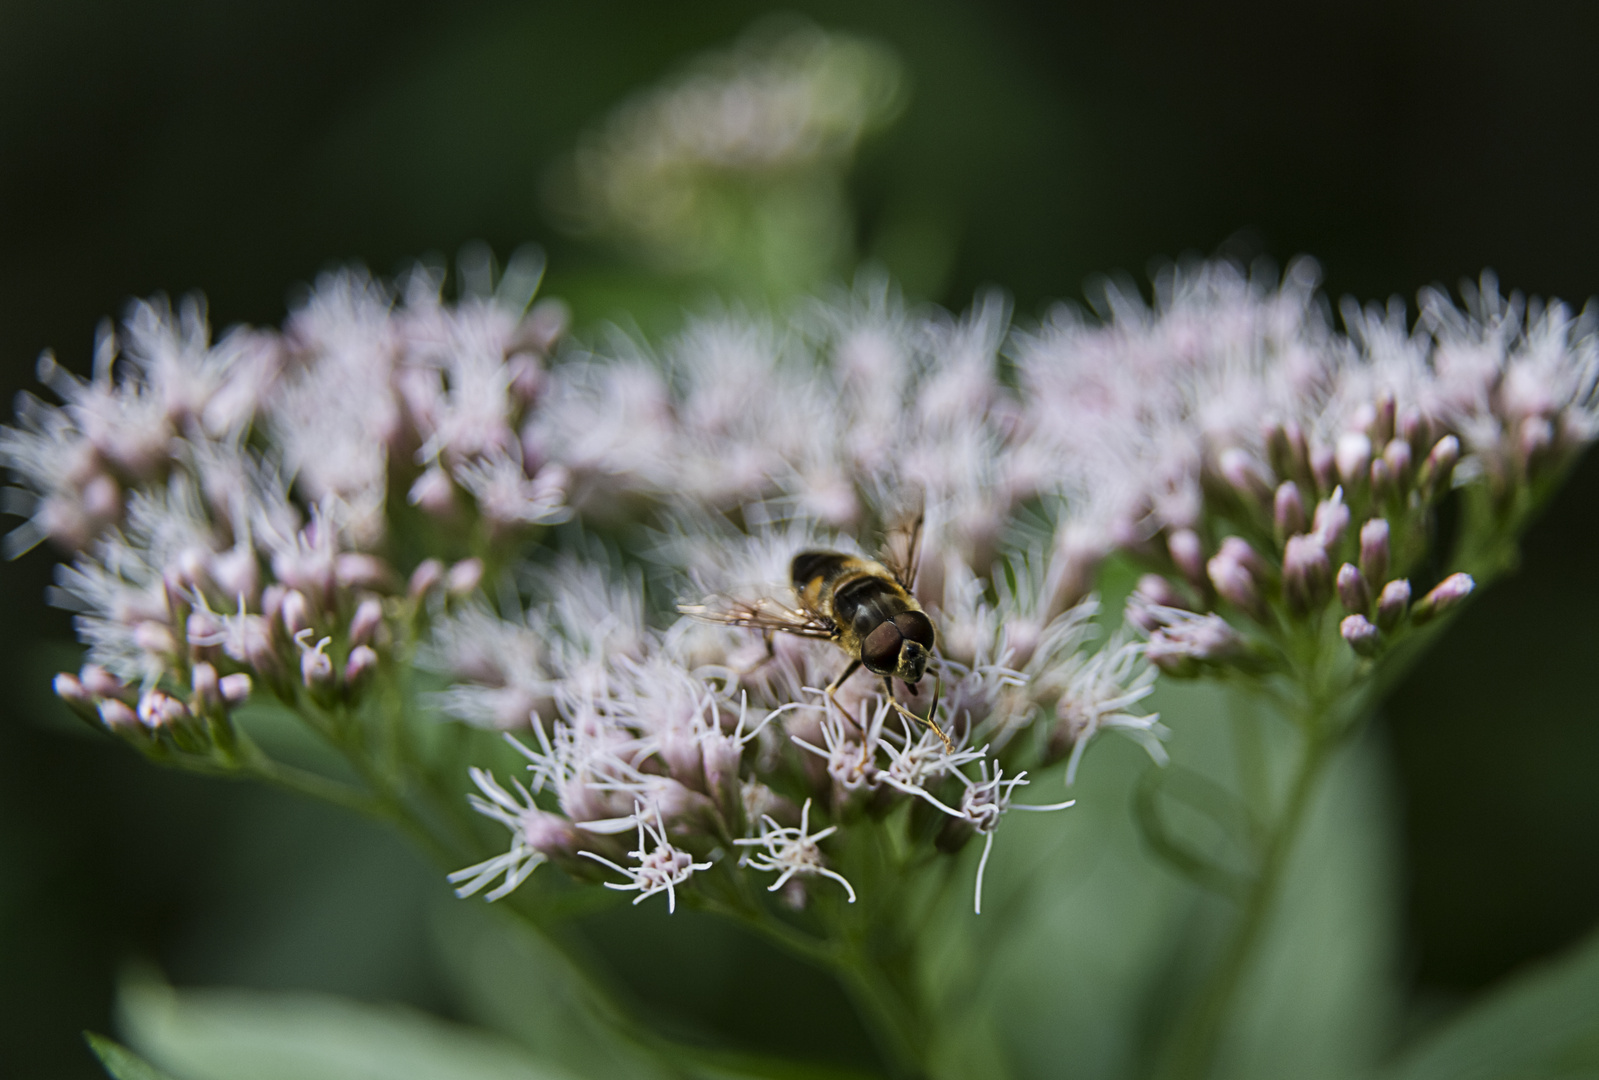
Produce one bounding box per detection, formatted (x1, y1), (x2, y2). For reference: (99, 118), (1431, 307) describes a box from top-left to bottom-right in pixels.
(117, 972), (581, 1080)
(1378, 923), (1599, 1080)
(85, 1033), (180, 1080)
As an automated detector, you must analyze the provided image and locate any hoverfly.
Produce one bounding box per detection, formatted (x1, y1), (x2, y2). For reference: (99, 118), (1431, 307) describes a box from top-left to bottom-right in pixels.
(679, 509), (952, 750)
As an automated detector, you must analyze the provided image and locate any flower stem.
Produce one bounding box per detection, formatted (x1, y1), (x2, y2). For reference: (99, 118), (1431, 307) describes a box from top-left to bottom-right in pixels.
(1153, 711), (1334, 1080)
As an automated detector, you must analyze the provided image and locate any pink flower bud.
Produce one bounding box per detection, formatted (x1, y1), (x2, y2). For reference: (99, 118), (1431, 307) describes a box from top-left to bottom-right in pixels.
(446, 558), (483, 598)
(54, 672), (90, 705)
(1336, 431), (1372, 488)
(1359, 518), (1390, 585)
(1369, 457), (1392, 502)
(99, 698), (140, 731)
(1312, 488), (1350, 547)
(1167, 529), (1206, 586)
(408, 466), (457, 517)
(1420, 435), (1460, 497)
(138, 689), (188, 729)
(209, 546), (260, 606)
(1310, 442), (1337, 493)
(1274, 481), (1306, 538)
(335, 553), (395, 591)
(1282, 533), (1331, 614)
(1375, 578), (1411, 630)
(1412, 572), (1474, 625)
(1218, 447), (1271, 503)
(191, 662), (220, 708)
(1340, 614), (1380, 657)
(1208, 538), (1263, 617)
(344, 644), (379, 685)
(505, 354), (543, 405)
(80, 664), (126, 698)
(219, 673), (253, 704)
(1397, 405), (1426, 448)
(348, 597), (384, 646)
(281, 589), (313, 635)
(408, 559), (445, 599)
(1383, 438), (1413, 485)
(133, 620), (176, 657)
(1336, 563), (1370, 613)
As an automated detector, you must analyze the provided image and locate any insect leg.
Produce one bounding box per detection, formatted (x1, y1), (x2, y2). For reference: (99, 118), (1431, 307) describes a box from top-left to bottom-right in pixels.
(824, 659), (863, 727)
(885, 676), (954, 753)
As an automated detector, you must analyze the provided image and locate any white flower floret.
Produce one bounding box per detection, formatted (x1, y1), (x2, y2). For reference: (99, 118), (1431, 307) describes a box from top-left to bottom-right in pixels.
(735, 797), (856, 903)
(580, 803), (711, 913)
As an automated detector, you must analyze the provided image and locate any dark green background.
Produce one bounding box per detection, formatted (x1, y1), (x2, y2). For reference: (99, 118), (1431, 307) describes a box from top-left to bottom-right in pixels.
(3, 1), (1598, 1075)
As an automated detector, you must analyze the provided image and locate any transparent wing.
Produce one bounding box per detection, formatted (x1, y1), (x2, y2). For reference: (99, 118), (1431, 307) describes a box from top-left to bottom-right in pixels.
(879, 502), (925, 594)
(678, 594), (836, 640)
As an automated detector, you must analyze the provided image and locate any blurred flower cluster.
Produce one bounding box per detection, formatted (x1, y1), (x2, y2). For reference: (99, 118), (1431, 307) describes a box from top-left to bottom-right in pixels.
(1015, 261), (1598, 686)
(546, 20), (905, 296)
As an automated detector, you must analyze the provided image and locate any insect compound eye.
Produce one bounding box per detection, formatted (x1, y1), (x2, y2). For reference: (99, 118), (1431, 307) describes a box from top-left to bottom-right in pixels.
(861, 621), (903, 674)
(892, 610), (936, 649)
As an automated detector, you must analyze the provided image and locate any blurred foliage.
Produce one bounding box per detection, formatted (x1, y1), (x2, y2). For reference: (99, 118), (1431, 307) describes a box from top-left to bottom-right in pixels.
(3, 1), (1599, 1078)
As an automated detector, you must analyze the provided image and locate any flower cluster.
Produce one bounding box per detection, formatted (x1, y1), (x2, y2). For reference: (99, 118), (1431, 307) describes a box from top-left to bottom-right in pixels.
(4, 252), (566, 748)
(9, 252), (1589, 920)
(545, 21), (904, 289)
(1014, 261), (1599, 672)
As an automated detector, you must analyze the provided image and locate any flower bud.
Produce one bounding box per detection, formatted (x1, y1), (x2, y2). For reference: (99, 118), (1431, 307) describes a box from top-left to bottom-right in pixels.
(1218, 447), (1271, 504)
(408, 558), (444, 599)
(1336, 431), (1372, 488)
(335, 553), (395, 591)
(219, 673), (253, 704)
(54, 672), (90, 705)
(1310, 442), (1337, 493)
(408, 466), (457, 517)
(1336, 563), (1370, 613)
(1397, 405), (1426, 449)
(1383, 438), (1413, 486)
(1145, 613), (1245, 675)
(1167, 529), (1206, 587)
(1340, 614), (1380, 657)
(348, 597), (384, 646)
(1282, 533), (1331, 614)
(1274, 481), (1307, 538)
(191, 661), (221, 709)
(1312, 490), (1350, 549)
(261, 584), (287, 623)
(344, 644), (380, 685)
(1369, 457), (1393, 502)
(98, 698), (140, 731)
(446, 558), (483, 598)
(281, 589), (313, 636)
(1412, 572), (1474, 625)
(1375, 578), (1411, 630)
(1207, 537), (1264, 617)
(80, 664), (126, 699)
(1419, 435), (1460, 497)
(133, 620), (177, 657)
(138, 689), (188, 729)
(209, 545), (259, 606)
(1359, 518), (1390, 585)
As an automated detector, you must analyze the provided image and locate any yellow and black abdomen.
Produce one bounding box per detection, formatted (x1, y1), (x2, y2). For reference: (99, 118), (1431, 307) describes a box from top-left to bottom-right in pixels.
(790, 549), (912, 637)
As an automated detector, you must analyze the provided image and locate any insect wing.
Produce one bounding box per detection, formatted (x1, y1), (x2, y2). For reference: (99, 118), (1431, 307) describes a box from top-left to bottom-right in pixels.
(678, 594), (835, 639)
(879, 504), (925, 593)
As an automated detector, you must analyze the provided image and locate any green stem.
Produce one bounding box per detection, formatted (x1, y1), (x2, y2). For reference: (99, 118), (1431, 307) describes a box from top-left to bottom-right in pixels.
(1154, 715), (1334, 1080)
(835, 939), (928, 1080)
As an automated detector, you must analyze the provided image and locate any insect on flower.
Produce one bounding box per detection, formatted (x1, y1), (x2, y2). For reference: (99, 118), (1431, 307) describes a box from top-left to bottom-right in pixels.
(680, 507), (953, 750)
